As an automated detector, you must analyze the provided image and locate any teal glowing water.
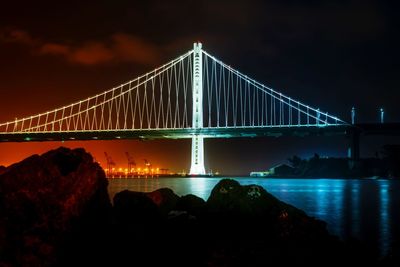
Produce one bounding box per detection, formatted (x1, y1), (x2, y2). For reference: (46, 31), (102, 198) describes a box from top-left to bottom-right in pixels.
(108, 177), (400, 256)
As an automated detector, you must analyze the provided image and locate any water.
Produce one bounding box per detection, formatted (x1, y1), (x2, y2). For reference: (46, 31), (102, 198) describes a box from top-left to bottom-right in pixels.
(108, 177), (400, 256)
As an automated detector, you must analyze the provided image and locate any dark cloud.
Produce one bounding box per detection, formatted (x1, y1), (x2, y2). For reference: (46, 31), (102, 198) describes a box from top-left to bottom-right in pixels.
(0, 28), (163, 66)
(40, 43), (70, 55)
(0, 28), (38, 45)
(111, 33), (161, 65)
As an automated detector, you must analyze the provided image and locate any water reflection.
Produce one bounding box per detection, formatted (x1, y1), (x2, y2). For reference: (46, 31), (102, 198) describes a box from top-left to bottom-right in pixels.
(330, 180), (344, 238)
(351, 180), (360, 238)
(108, 177), (400, 255)
(379, 180), (390, 255)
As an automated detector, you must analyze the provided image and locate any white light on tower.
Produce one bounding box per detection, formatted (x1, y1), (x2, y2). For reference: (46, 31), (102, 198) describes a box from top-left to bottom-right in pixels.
(189, 42), (206, 175)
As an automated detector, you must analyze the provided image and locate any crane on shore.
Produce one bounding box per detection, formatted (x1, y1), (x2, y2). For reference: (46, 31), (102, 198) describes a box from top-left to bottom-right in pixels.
(143, 159), (152, 176)
(144, 159), (151, 169)
(125, 152), (136, 176)
(104, 152), (116, 177)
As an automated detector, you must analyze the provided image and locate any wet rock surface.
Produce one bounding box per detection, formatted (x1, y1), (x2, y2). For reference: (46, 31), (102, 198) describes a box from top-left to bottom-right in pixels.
(145, 187), (180, 216)
(0, 147), (111, 267)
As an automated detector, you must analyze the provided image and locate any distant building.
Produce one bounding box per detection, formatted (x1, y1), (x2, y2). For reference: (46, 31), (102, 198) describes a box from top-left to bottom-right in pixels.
(269, 164), (294, 176)
(250, 171), (269, 177)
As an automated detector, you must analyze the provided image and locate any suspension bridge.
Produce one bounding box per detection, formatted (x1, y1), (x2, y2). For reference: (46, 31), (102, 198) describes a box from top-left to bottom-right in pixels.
(0, 42), (352, 175)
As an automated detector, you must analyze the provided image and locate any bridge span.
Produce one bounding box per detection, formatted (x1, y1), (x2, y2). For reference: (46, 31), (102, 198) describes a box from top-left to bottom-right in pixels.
(0, 43), (396, 171)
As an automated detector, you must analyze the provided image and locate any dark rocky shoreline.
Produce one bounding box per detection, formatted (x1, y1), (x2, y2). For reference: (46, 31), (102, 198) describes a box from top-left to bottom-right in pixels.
(0, 147), (398, 266)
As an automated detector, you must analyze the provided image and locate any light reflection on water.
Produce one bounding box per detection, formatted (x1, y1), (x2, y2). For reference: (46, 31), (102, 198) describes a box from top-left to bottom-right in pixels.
(108, 177), (400, 255)
(351, 180), (361, 238)
(379, 180), (390, 255)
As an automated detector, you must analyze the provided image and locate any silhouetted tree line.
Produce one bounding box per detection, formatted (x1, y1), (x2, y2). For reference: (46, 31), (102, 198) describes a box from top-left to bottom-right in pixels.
(285, 145), (400, 178)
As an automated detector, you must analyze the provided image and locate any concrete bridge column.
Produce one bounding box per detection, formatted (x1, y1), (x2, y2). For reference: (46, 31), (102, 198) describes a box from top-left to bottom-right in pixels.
(348, 130), (360, 168)
(189, 42), (206, 175)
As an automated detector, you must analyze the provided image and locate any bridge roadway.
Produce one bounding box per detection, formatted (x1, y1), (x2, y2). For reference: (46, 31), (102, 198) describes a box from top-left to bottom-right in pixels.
(0, 123), (399, 142)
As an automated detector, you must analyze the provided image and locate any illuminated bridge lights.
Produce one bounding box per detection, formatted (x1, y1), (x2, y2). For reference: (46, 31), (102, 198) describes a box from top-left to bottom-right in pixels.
(0, 43), (347, 172)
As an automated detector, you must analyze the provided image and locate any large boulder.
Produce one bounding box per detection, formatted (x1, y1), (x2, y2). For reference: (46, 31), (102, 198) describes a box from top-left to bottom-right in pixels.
(206, 179), (330, 240)
(113, 187), (179, 225)
(0, 147), (111, 267)
(203, 179), (352, 265)
(112, 189), (180, 267)
(206, 178), (286, 218)
(113, 190), (160, 225)
(0, 165), (5, 175)
(145, 188), (180, 216)
(176, 194), (206, 217)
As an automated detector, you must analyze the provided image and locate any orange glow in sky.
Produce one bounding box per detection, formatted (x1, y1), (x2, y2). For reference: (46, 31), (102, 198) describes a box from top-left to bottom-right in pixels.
(0, 139), (191, 173)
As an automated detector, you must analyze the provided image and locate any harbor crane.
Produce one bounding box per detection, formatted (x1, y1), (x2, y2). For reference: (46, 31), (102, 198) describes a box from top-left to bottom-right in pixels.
(104, 152), (116, 177)
(143, 159), (152, 175)
(125, 152), (136, 175)
(143, 159), (151, 169)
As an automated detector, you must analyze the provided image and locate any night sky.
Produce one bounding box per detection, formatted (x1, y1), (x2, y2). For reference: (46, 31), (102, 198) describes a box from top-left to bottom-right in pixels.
(0, 1), (399, 174)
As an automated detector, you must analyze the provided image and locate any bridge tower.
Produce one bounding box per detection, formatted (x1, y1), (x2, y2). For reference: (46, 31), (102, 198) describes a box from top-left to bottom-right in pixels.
(189, 42), (206, 175)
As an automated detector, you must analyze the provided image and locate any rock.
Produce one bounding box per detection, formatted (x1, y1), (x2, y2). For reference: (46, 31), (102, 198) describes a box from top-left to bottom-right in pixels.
(206, 179), (330, 239)
(109, 179), (371, 266)
(176, 194), (206, 217)
(206, 179), (282, 218)
(167, 210), (196, 222)
(0, 147), (111, 267)
(0, 165), (5, 175)
(113, 190), (160, 225)
(113, 188), (179, 226)
(111, 190), (178, 267)
(145, 188), (179, 216)
(203, 179), (355, 265)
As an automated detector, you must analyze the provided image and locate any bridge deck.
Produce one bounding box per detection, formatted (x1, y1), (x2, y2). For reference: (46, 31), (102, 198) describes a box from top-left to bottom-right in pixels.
(0, 123), (399, 142)
(0, 125), (351, 142)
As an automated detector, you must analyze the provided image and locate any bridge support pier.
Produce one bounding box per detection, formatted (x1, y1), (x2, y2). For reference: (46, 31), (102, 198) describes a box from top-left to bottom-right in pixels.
(189, 42), (206, 175)
(348, 130), (360, 169)
(190, 135), (205, 175)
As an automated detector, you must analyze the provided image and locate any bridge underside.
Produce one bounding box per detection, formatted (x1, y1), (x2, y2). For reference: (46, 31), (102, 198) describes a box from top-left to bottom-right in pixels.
(0, 126), (351, 142)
